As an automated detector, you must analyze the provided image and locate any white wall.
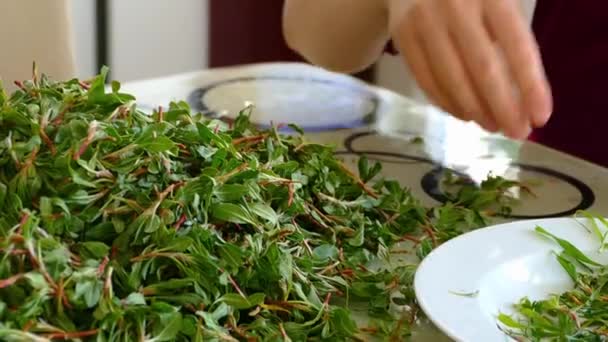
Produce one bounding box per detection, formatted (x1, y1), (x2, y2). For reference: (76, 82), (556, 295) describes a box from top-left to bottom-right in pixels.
(108, 0), (208, 81)
(69, 0), (208, 82)
(69, 0), (97, 79)
(1, 0), (75, 88)
(68, 1), (416, 92)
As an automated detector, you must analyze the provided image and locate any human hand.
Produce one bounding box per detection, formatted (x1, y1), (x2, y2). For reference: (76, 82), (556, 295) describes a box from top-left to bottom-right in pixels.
(390, 0), (552, 139)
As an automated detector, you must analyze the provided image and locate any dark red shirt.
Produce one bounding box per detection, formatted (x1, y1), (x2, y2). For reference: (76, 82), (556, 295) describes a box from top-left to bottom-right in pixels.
(531, 1), (608, 167)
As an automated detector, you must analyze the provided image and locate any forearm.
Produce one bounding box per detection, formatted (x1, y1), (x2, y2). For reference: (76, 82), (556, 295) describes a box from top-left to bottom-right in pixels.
(283, 0), (391, 73)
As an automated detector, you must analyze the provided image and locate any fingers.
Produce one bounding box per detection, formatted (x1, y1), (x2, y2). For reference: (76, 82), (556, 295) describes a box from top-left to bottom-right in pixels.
(444, 0), (529, 138)
(397, 19), (455, 114)
(391, 0), (553, 139)
(409, 4), (498, 132)
(484, 0), (553, 127)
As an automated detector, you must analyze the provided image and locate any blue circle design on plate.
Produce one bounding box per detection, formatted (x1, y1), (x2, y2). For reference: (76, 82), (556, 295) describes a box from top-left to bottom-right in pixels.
(187, 76), (379, 132)
(420, 165), (595, 219)
(342, 130), (595, 219)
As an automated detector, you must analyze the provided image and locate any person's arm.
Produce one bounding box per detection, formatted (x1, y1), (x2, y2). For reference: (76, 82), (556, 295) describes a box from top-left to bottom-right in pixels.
(283, 0), (552, 140)
(282, 0), (391, 73)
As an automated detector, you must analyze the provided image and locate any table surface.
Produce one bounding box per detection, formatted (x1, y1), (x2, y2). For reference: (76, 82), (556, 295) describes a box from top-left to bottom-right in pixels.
(119, 62), (608, 341)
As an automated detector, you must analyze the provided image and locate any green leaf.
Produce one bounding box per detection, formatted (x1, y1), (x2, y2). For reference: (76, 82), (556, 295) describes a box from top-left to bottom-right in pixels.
(211, 302), (231, 322)
(0, 182), (7, 210)
(448, 290), (479, 298)
(219, 293), (265, 310)
(218, 243), (244, 270)
(149, 312), (182, 342)
(278, 252), (293, 283)
(87, 66), (109, 104)
(232, 108), (252, 135)
(313, 245), (339, 260)
(368, 162), (382, 182)
(288, 123), (304, 135)
(355, 155), (383, 184)
(197, 122), (231, 151)
(519, 307), (557, 330)
(248, 203), (278, 225)
(78, 241), (110, 259)
(164, 105), (190, 123)
(125, 292), (147, 306)
(69, 167), (98, 189)
(181, 315), (198, 337)
(555, 253), (578, 282)
(213, 184), (249, 202)
(351, 282), (383, 298)
(576, 210), (608, 251)
(391, 297), (409, 306)
(40, 196), (52, 217)
(498, 313), (525, 329)
(138, 135), (175, 153)
(536, 226), (601, 266)
(24, 273), (48, 290)
(347, 227), (364, 247)
(358, 155), (369, 181)
(163, 237), (193, 252)
(111, 80), (121, 93)
(196, 145), (218, 160)
(0, 79), (6, 105)
(143, 279), (194, 294)
(330, 307), (358, 336)
(416, 239), (434, 260)
(211, 203), (255, 225)
(196, 310), (228, 334)
(74, 280), (103, 308)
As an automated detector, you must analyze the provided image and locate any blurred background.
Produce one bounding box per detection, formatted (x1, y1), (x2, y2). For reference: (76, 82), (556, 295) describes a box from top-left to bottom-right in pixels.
(0, 0), (419, 97)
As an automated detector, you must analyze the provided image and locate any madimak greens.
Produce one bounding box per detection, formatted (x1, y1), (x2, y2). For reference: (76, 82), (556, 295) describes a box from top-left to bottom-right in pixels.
(0, 68), (511, 341)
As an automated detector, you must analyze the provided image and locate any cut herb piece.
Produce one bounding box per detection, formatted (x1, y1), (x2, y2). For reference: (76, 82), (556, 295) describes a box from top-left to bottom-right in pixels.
(448, 290), (479, 298)
(409, 136), (424, 144)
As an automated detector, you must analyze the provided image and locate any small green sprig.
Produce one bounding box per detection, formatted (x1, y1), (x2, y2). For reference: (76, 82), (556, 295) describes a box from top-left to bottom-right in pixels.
(499, 213), (608, 341)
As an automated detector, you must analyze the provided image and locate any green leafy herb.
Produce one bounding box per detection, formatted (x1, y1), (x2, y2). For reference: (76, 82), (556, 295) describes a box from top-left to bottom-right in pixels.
(500, 215), (608, 341)
(0, 68), (517, 341)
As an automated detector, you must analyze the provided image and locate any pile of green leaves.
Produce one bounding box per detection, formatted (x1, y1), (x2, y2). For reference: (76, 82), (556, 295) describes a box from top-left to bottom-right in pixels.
(499, 214), (608, 341)
(0, 67), (515, 341)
